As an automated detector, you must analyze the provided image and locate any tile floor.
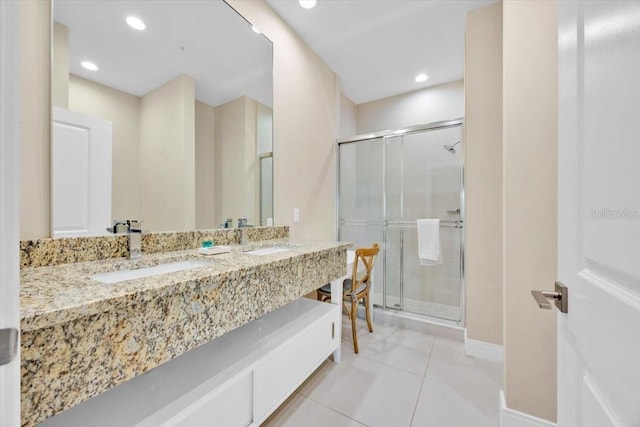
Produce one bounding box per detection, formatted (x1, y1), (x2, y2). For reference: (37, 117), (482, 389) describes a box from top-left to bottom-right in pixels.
(263, 316), (502, 427)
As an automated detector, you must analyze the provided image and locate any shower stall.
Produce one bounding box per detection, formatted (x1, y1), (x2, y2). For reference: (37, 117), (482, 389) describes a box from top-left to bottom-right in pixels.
(337, 119), (464, 324)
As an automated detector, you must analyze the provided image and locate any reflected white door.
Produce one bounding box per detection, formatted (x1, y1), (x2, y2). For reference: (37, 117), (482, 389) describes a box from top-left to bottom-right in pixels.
(558, 1), (640, 425)
(52, 107), (112, 237)
(0, 1), (21, 425)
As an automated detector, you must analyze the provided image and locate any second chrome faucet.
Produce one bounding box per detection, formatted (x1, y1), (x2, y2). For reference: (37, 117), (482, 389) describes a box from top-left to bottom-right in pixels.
(107, 219), (143, 260)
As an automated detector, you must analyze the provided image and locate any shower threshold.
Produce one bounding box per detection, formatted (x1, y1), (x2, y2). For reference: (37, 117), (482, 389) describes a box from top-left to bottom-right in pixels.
(372, 293), (461, 323)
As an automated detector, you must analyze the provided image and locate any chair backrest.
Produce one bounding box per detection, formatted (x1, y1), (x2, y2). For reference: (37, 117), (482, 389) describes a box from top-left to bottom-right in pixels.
(349, 243), (380, 294)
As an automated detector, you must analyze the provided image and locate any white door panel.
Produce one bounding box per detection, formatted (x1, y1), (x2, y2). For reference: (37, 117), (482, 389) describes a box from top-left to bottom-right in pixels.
(0, 0), (21, 425)
(52, 107), (112, 237)
(558, 1), (640, 426)
(52, 121), (91, 231)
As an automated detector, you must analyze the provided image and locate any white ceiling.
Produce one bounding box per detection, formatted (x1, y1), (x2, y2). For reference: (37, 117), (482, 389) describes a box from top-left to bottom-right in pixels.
(54, 0), (273, 107)
(267, 0), (494, 105)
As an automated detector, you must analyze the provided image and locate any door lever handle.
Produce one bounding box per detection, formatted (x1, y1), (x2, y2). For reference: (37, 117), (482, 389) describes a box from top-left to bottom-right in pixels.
(531, 282), (568, 313)
(0, 328), (18, 366)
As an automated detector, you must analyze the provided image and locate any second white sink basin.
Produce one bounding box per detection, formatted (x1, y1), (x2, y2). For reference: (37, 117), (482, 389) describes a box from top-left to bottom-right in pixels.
(91, 260), (211, 284)
(245, 246), (292, 256)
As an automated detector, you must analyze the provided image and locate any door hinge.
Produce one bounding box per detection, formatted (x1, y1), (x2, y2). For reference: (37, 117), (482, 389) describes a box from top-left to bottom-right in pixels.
(0, 328), (18, 365)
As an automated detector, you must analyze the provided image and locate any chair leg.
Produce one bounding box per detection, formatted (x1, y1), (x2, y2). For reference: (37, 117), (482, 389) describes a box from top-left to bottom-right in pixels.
(316, 291), (322, 301)
(342, 302), (350, 317)
(351, 299), (359, 354)
(364, 293), (373, 333)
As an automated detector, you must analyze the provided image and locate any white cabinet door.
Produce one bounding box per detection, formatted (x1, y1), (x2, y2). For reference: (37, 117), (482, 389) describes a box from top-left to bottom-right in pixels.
(52, 107), (112, 237)
(152, 373), (253, 427)
(558, 1), (640, 425)
(253, 306), (339, 423)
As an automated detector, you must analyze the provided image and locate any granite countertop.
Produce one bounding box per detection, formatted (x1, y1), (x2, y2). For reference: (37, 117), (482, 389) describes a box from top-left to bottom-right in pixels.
(20, 239), (351, 332)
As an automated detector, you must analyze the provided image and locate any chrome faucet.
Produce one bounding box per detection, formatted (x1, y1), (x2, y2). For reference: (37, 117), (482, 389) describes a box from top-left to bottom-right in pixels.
(237, 218), (253, 245)
(107, 219), (143, 260)
(219, 218), (233, 229)
(127, 220), (143, 260)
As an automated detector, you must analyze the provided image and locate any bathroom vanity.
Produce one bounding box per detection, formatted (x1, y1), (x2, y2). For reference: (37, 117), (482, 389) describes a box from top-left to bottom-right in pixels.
(19, 230), (348, 427)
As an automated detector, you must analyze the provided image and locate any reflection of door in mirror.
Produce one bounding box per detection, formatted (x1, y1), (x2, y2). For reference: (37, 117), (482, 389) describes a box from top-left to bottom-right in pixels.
(51, 0), (273, 234)
(52, 107), (112, 238)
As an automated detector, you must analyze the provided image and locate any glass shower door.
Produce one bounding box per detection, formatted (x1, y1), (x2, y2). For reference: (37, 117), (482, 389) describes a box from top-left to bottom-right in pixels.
(384, 127), (463, 321)
(338, 121), (464, 324)
(338, 138), (384, 304)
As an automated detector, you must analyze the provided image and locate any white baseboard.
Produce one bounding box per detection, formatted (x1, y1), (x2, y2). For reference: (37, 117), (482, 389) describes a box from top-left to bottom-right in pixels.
(464, 330), (504, 364)
(500, 391), (556, 427)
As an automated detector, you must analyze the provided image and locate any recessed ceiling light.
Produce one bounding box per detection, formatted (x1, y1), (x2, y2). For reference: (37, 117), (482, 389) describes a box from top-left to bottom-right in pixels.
(252, 26), (261, 34)
(415, 73), (428, 83)
(126, 16), (146, 31)
(299, 0), (317, 9)
(81, 61), (99, 71)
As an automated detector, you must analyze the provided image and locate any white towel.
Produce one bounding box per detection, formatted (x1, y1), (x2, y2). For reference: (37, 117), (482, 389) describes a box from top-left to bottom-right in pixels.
(417, 219), (442, 266)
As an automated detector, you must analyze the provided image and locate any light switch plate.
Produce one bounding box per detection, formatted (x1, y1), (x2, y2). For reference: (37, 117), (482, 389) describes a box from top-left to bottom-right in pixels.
(293, 208), (300, 223)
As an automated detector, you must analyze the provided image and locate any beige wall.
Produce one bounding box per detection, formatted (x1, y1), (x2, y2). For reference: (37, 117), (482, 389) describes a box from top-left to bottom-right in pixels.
(464, 3), (503, 346)
(339, 92), (357, 138)
(503, 0), (558, 421)
(195, 100), (216, 229)
(20, 0), (51, 240)
(140, 75), (196, 232)
(214, 97), (258, 226)
(69, 75), (142, 222)
(227, 0), (338, 240)
(52, 22), (68, 108)
(356, 80), (464, 134)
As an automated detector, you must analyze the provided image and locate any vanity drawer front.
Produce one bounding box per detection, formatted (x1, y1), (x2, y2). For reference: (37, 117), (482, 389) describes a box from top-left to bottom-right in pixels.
(253, 306), (339, 422)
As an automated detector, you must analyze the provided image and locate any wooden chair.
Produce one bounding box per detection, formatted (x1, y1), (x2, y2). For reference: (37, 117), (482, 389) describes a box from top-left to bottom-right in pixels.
(316, 243), (380, 353)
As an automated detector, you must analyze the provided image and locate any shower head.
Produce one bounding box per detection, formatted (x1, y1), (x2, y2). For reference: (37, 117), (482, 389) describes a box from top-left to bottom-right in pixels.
(443, 141), (461, 154)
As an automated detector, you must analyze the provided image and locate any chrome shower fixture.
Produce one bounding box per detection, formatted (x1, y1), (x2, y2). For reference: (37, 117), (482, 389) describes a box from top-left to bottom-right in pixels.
(443, 141), (461, 153)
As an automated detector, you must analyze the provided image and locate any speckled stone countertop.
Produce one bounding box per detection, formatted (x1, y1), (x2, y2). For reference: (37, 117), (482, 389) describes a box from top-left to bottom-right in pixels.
(20, 226), (289, 268)
(21, 239), (350, 427)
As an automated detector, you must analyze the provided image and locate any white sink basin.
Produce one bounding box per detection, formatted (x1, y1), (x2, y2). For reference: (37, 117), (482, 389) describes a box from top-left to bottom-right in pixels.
(244, 246), (292, 256)
(91, 260), (211, 284)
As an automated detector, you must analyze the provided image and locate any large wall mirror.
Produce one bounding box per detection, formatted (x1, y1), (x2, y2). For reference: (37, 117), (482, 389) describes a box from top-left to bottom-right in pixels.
(51, 0), (273, 236)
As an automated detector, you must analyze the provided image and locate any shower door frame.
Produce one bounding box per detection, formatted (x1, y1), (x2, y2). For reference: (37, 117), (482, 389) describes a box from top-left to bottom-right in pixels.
(336, 118), (466, 326)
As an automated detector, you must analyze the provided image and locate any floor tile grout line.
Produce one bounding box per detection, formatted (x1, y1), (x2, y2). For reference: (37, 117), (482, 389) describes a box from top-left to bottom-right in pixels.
(422, 337), (437, 378)
(339, 326), (437, 377)
(278, 325), (500, 427)
(409, 337), (437, 427)
(300, 348), (424, 427)
(420, 374), (503, 403)
(356, 351), (431, 377)
(334, 347), (426, 380)
(337, 341), (427, 380)
(423, 336), (504, 402)
(301, 392), (371, 427)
